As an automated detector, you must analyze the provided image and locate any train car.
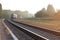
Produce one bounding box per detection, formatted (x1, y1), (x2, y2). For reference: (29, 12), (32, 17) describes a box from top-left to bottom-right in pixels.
(10, 13), (17, 19)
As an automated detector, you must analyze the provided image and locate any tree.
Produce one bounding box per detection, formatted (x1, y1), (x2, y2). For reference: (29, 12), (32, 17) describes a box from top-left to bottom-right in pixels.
(53, 10), (60, 19)
(0, 4), (2, 18)
(35, 8), (48, 18)
(47, 4), (55, 16)
(2, 10), (12, 18)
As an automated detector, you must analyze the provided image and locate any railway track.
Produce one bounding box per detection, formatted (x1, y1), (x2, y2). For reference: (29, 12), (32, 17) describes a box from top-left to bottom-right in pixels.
(2, 19), (34, 40)
(2, 19), (60, 40)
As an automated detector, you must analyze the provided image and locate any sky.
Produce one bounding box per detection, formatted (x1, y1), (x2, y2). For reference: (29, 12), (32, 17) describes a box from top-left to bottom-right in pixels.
(0, 0), (60, 14)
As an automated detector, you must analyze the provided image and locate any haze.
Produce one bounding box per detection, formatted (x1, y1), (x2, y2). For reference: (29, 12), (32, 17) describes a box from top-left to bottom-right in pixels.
(0, 0), (60, 14)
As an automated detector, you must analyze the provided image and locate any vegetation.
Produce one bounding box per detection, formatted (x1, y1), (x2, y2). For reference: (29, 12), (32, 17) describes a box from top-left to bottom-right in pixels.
(2, 10), (11, 18)
(35, 4), (55, 18)
(52, 10), (60, 19)
(0, 4), (2, 18)
(35, 8), (48, 18)
(2, 10), (33, 18)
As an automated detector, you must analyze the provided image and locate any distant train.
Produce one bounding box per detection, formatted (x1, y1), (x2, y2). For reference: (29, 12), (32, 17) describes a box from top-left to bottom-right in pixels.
(10, 13), (17, 19)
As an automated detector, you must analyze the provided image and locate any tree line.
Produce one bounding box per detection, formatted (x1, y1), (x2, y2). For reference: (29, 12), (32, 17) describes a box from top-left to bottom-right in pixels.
(35, 4), (55, 18)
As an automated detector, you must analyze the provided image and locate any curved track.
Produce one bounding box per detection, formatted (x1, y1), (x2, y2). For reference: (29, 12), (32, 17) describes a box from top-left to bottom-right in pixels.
(3, 19), (60, 40)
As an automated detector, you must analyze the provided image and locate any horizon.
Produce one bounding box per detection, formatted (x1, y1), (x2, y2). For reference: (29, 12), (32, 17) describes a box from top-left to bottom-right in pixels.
(0, 0), (60, 14)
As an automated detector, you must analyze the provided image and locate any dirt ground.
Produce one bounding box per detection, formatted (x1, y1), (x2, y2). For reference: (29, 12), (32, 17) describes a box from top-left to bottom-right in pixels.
(0, 19), (6, 40)
(15, 19), (60, 33)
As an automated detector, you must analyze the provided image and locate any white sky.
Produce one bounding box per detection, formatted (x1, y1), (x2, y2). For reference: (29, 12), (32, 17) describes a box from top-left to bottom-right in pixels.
(0, 0), (60, 14)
